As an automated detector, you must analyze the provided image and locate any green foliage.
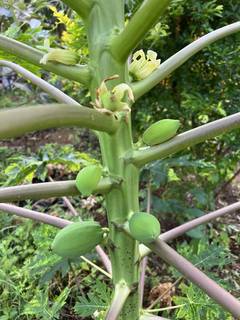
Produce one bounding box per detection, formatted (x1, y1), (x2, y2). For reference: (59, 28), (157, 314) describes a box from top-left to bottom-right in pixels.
(3, 144), (98, 186)
(23, 287), (71, 320)
(159, 237), (236, 319)
(74, 280), (111, 318)
(172, 283), (232, 320)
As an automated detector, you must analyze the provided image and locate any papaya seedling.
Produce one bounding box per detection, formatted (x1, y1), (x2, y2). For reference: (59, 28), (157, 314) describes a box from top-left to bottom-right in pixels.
(0, 1), (240, 319)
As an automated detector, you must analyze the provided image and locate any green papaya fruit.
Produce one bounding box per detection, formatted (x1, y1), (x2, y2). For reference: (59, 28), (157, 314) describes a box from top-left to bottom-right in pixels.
(142, 119), (180, 146)
(75, 165), (102, 196)
(129, 212), (160, 243)
(52, 221), (103, 258)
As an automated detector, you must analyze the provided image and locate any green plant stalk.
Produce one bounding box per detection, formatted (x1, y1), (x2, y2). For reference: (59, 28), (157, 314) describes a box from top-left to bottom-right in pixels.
(61, 0), (93, 19)
(0, 178), (114, 202)
(0, 36), (90, 85)
(106, 281), (131, 319)
(0, 104), (119, 139)
(111, 0), (170, 62)
(86, 1), (140, 318)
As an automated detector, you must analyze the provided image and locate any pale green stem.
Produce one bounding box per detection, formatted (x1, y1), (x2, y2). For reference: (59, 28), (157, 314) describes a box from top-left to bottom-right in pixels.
(106, 281), (131, 320)
(132, 21), (240, 99)
(0, 60), (79, 104)
(61, 0), (93, 19)
(0, 35), (90, 85)
(145, 305), (185, 313)
(111, 0), (170, 61)
(139, 182), (151, 306)
(140, 315), (170, 320)
(0, 179), (114, 202)
(129, 112), (240, 167)
(0, 104), (119, 139)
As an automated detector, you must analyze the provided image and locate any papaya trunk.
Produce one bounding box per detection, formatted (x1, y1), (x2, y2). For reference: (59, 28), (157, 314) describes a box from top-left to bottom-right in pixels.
(86, 1), (140, 318)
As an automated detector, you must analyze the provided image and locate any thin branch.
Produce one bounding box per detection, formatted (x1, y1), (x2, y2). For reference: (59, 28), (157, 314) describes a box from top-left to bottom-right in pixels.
(140, 315), (171, 320)
(111, 0), (170, 61)
(148, 239), (240, 318)
(140, 255), (148, 307)
(48, 176), (78, 217)
(139, 200), (240, 257)
(95, 245), (112, 275)
(132, 21), (240, 99)
(106, 281), (131, 320)
(140, 181), (152, 307)
(62, 196), (78, 216)
(0, 60), (78, 105)
(0, 179), (114, 202)
(0, 104), (120, 139)
(0, 35), (90, 85)
(80, 255), (111, 278)
(215, 167), (240, 197)
(129, 112), (240, 167)
(161, 201), (240, 242)
(61, 0), (93, 19)
(0, 203), (71, 228)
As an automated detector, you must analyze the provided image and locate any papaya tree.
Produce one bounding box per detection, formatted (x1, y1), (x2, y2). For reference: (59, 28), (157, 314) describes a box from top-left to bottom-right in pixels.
(0, 1), (240, 319)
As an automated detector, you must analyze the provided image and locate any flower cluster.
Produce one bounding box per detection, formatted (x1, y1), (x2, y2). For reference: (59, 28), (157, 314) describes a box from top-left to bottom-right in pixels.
(95, 76), (134, 113)
(129, 50), (160, 80)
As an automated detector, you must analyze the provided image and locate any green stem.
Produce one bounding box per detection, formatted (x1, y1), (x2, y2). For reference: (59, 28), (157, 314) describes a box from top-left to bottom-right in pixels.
(0, 60), (78, 104)
(0, 178), (114, 202)
(0, 36), (90, 85)
(132, 21), (240, 99)
(106, 281), (131, 319)
(128, 112), (240, 167)
(61, 0), (93, 19)
(0, 104), (119, 139)
(140, 315), (170, 320)
(86, 1), (140, 319)
(111, 0), (170, 62)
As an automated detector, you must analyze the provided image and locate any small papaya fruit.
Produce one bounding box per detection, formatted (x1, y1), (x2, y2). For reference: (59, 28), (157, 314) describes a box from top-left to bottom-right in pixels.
(52, 221), (103, 258)
(129, 212), (160, 243)
(75, 165), (102, 196)
(142, 119), (180, 146)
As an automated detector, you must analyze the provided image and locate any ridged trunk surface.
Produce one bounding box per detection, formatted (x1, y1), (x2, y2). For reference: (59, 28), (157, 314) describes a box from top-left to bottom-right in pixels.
(86, 1), (140, 319)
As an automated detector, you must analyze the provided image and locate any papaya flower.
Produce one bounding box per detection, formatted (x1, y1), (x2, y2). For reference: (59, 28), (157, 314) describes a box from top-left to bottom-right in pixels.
(95, 75), (134, 112)
(39, 39), (79, 65)
(129, 49), (161, 80)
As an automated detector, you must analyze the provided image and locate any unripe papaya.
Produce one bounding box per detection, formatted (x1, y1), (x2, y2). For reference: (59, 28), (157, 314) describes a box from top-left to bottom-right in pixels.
(52, 221), (103, 258)
(75, 165), (102, 196)
(143, 119), (180, 146)
(129, 212), (160, 243)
